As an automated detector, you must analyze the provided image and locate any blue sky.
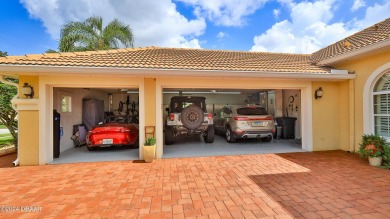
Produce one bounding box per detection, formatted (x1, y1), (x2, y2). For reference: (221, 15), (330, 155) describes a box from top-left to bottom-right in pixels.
(0, 0), (389, 56)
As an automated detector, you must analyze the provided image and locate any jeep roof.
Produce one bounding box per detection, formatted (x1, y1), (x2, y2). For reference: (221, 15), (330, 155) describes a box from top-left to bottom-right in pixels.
(169, 96), (207, 112)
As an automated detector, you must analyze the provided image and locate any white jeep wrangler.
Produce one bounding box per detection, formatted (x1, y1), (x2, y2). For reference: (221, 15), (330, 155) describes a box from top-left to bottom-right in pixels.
(165, 96), (214, 145)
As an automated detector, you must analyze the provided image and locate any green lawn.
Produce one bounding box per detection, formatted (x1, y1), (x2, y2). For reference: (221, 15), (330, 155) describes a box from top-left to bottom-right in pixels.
(0, 133), (14, 147)
(0, 125), (6, 129)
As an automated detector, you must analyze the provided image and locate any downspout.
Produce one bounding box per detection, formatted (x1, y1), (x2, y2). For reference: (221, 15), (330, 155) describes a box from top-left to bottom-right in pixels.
(0, 75), (19, 166)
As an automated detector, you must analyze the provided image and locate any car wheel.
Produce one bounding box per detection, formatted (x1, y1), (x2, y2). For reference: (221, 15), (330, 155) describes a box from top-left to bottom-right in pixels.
(204, 125), (215, 143)
(181, 105), (204, 130)
(261, 135), (273, 142)
(165, 126), (175, 145)
(87, 145), (96, 151)
(226, 127), (236, 143)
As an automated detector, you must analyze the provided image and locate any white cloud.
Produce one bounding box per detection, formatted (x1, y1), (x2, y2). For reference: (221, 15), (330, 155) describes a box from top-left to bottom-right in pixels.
(273, 9), (280, 19)
(176, 0), (268, 26)
(216, 32), (228, 39)
(251, 0), (390, 54)
(351, 0), (366, 12)
(20, 0), (206, 49)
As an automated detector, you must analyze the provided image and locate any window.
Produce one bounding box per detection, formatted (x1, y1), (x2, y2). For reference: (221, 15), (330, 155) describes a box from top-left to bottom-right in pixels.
(373, 72), (390, 138)
(61, 96), (72, 112)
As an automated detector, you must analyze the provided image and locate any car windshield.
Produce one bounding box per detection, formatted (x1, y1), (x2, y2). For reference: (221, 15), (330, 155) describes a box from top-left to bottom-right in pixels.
(237, 107), (268, 115)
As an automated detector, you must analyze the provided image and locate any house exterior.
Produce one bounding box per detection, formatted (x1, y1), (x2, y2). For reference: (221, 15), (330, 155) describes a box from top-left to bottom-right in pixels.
(0, 18), (389, 166)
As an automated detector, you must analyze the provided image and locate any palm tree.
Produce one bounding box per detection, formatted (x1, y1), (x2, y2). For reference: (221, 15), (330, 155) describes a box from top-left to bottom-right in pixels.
(59, 16), (134, 52)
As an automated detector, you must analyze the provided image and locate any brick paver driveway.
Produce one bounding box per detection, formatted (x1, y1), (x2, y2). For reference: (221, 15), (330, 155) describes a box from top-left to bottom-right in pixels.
(0, 151), (389, 218)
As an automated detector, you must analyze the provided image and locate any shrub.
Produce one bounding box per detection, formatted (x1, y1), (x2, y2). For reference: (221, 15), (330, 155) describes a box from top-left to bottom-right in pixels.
(358, 134), (386, 158)
(144, 137), (156, 146)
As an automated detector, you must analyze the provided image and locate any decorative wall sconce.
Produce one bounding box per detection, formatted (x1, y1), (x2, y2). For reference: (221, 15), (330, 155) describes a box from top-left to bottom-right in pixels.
(22, 83), (34, 98)
(315, 87), (323, 99)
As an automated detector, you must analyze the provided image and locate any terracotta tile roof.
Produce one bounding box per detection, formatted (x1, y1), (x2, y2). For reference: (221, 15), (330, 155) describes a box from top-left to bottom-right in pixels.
(0, 47), (330, 73)
(311, 17), (390, 64)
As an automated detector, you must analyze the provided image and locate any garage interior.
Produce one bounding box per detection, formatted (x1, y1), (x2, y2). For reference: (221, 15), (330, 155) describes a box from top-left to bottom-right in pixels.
(51, 86), (305, 164)
(51, 87), (140, 164)
(162, 88), (305, 158)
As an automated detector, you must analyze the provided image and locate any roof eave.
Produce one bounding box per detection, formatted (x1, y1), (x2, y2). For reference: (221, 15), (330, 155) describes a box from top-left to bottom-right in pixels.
(0, 64), (355, 80)
(316, 39), (390, 66)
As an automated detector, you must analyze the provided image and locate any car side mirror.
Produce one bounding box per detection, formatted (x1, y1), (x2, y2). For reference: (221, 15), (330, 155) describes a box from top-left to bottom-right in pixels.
(165, 107), (169, 112)
(213, 113), (217, 116)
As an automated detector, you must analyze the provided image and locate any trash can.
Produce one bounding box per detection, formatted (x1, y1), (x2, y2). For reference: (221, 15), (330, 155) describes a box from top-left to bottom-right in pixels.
(275, 117), (297, 139)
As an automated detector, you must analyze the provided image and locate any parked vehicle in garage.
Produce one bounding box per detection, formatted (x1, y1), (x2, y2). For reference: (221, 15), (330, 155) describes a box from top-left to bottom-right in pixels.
(165, 96), (214, 145)
(214, 105), (275, 143)
(86, 123), (139, 151)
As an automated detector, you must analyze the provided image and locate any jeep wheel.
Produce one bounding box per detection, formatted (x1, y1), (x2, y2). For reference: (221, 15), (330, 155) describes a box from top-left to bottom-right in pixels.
(181, 105), (204, 130)
(204, 125), (215, 143)
(226, 127), (236, 143)
(165, 126), (175, 145)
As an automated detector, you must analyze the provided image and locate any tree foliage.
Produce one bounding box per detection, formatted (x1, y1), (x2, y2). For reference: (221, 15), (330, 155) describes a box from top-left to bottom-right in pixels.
(0, 51), (18, 147)
(0, 77), (18, 147)
(59, 16), (134, 52)
(0, 50), (7, 57)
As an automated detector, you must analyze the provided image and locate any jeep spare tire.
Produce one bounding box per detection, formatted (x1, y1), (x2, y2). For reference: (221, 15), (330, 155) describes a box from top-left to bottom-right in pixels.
(181, 105), (204, 130)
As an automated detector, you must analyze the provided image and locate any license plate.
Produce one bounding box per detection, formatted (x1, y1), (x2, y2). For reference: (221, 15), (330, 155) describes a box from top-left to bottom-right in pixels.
(252, 121), (265, 126)
(102, 139), (113, 144)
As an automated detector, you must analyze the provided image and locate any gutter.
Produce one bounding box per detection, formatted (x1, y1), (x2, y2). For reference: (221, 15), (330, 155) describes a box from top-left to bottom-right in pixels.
(317, 39), (390, 66)
(0, 64), (356, 80)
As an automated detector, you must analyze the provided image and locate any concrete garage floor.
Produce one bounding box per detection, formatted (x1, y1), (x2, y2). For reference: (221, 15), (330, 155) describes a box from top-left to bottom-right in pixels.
(163, 134), (304, 158)
(51, 146), (139, 164)
(51, 135), (304, 164)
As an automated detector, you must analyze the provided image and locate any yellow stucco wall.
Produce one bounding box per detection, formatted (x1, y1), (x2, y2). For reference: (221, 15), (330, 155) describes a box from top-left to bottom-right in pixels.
(312, 82), (341, 150)
(17, 76), (40, 165)
(144, 78), (156, 138)
(18, 110), (39, 165)
(333, 49), (390, 151)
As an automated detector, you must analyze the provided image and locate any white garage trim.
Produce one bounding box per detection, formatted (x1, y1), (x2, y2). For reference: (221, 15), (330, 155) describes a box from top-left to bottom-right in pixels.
(155, 77), (314, 158)
(38, 75), (144, 164)
(0, 65), (355, 80)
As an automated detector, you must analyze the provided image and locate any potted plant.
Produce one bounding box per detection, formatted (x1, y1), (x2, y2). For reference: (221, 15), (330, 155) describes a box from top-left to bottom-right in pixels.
(358, 134), (386, 167)
(143, 137), (156, 163)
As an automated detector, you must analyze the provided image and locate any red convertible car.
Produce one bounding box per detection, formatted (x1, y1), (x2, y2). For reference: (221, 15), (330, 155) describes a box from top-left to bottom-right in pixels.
(86, 123), (139, 151)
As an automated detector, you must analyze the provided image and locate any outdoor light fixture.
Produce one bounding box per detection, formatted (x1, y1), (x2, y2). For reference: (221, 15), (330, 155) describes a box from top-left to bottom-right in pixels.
(315, 87), (323, 99)
(22, 82), (34, 98)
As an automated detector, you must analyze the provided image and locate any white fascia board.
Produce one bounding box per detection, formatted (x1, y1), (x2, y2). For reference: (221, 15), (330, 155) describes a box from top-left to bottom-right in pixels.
(317, 39), (390, 66)
(0, 64), (355, 80)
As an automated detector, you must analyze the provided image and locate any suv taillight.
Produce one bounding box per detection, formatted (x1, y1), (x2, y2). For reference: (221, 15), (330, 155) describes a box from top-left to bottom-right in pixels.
(208, 113), (212, 119)
(234, 116), (248, 121)
(264, 116), (273, 120)
(169, 113), (175, 121)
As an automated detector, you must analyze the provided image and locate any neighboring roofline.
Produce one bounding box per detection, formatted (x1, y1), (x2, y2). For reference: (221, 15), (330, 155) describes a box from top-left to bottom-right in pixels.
(316, 39), (390, 66)
(0, 64), (355, 80)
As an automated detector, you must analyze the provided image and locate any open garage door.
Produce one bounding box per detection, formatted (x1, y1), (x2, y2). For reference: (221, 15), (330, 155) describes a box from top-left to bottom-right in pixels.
(51, 87), (140, 164)
(161, 88), (305, 158)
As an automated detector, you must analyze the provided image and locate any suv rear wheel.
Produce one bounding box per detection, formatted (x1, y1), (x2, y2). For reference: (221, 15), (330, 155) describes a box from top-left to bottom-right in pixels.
(165, 126), (175, 145)
(204, 125), (215, 143)
(261, 135), (273, 142)
(226, 127), (236, 143)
